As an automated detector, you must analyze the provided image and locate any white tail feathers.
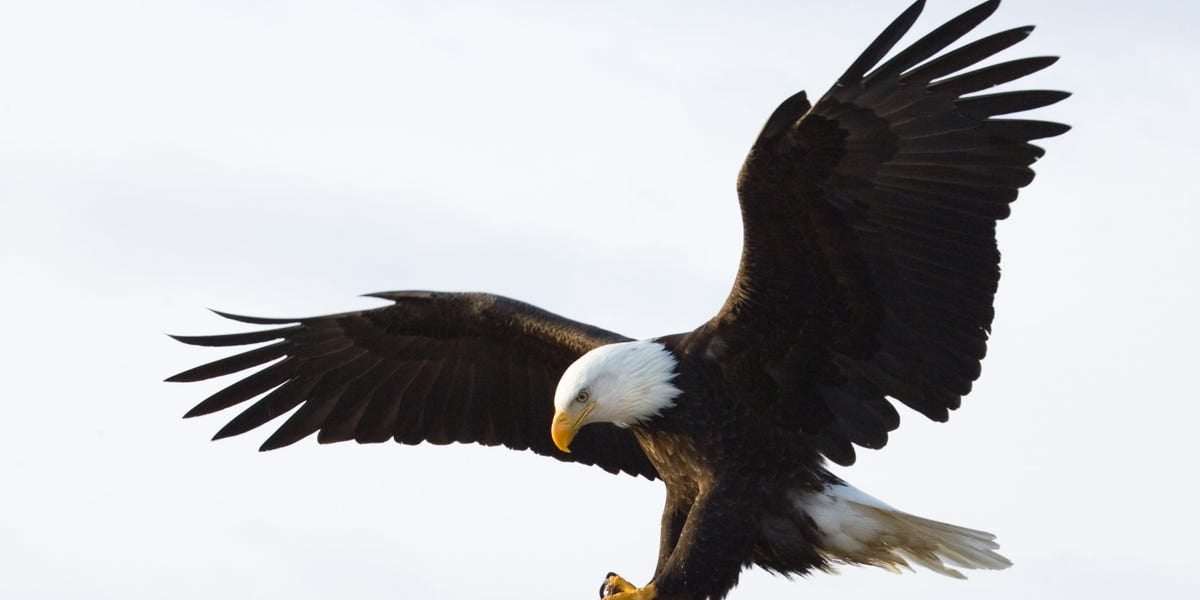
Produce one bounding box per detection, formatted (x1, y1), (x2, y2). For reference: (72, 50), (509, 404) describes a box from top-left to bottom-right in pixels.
(798, 483), (1012, 579)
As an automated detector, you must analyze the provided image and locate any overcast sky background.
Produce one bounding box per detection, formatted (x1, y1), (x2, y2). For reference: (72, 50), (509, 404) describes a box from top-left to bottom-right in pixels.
(2, 0), (1197, 598)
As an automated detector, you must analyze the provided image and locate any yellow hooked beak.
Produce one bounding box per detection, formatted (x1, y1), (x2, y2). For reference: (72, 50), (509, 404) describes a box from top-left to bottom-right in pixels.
(551, 402), (596, 453)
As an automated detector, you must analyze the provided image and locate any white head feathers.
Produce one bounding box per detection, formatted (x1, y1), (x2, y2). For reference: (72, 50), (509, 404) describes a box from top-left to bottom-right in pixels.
(553, 340), (682, 428)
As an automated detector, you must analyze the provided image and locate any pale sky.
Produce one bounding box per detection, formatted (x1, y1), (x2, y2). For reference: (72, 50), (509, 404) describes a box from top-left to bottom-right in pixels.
(2, 0), (1198, 598)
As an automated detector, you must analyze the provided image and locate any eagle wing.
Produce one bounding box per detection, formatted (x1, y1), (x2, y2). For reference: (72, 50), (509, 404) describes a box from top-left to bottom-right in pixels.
(169, 291), (659, 479)
(710, 0), (1069, 465)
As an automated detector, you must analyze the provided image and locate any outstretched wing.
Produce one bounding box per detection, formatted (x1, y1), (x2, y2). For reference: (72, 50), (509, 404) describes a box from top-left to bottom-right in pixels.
(711, 0), (1069, 465)
(168, 291), (659, 479)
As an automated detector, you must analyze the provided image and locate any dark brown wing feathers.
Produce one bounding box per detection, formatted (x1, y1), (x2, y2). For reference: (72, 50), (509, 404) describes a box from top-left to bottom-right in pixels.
(719, 0), (1068, 465)
(169, 291), (658, 479)
(170, 0), (1064, 476)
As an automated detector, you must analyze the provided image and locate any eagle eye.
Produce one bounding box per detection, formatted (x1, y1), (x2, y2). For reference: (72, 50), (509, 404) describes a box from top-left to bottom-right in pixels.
(575, 389), (591, 404)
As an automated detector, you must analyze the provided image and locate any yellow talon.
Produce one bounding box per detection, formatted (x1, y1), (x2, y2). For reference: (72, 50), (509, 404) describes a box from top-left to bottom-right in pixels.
(606, 583), (656, 600)
(600, 573), (655, 600)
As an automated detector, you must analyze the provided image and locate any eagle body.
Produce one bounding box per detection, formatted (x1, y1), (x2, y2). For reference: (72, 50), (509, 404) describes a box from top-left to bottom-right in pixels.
(632, 332), (833, 594)
(169, 2), (1067, 599)
(635, 330), (828, 510)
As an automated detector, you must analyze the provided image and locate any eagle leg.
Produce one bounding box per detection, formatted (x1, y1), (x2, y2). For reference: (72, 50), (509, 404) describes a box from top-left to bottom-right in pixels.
(599, 573), (656, 600)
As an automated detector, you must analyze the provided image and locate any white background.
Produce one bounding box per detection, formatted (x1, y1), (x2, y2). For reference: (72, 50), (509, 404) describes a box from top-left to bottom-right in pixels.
(2, 0), (1196, 598)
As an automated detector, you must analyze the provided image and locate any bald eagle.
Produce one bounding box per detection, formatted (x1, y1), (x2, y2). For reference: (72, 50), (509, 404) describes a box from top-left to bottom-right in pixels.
(168, 1), (1067, 598)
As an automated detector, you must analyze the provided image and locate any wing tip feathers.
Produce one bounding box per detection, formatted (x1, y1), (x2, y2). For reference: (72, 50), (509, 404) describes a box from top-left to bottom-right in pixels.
(208, 308), (296, 325)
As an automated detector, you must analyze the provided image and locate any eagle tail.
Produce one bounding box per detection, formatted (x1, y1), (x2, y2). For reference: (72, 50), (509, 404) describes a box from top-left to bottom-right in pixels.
(799, 482), (1012, 578)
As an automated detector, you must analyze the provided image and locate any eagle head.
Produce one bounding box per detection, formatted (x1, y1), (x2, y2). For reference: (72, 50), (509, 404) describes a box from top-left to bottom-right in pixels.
(550, 340), (681, 453)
